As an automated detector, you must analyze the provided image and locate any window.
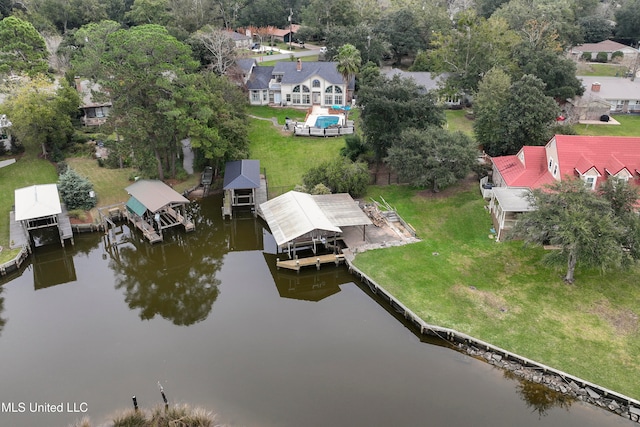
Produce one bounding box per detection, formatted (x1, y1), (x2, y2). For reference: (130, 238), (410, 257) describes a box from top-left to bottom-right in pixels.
(552, 164), (557, 176)
(548, 158), (553, 169)
(334, 94), (343, 105)
(302, 94), (310, 104)
(262, 90), (267, 101)
(584, 176), (596, 190)
(312, 79), (321, 88)
(286, 94), (291, 103)
(251, 91), (260, 102)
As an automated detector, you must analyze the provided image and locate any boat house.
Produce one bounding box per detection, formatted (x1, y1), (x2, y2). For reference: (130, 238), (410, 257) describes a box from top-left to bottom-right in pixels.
(13, 184), (73, 248)
(259, 191), (372, 261)
(124, 180), (194, 243)
(222, 160), (261, 218)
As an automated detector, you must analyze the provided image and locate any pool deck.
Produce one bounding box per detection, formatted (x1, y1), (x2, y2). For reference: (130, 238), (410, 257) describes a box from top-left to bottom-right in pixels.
(303, 106), (346, 128)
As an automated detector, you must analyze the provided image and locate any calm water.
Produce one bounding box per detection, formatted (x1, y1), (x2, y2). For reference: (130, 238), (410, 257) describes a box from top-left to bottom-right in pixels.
(0, 196), (633, 427)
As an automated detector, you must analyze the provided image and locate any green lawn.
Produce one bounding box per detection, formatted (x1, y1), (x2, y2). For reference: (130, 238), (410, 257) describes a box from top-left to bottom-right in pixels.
(445, 109), (475, 137)
(576, 62), (629, 77)
(575, 114), (640, 136)
(353, 183), (640, 399)
(0, 150), (58, 262)
(248, 117), (344, 195)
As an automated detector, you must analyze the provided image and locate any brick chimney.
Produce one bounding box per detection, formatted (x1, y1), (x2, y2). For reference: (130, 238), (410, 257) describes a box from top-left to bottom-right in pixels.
(296, 58), (302, 71)
(591, 82), (601, 92)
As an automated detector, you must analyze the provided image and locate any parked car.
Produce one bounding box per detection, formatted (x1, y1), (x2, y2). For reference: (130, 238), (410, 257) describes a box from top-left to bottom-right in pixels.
(251, 43), (260, 50)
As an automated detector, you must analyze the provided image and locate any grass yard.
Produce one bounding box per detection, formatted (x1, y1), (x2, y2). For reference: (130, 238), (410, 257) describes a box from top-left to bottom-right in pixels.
(575, 62), (629, 77)
(353, 182), (640, 399)
(248, 118), (344, 194)
(0, 152), (57, 263)
(445, 109), (475, 137)
(576, 114), (640, 136)
(257, 55), (320, 67)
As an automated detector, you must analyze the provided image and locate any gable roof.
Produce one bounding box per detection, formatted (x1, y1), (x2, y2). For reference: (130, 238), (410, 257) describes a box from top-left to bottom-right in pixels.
(572, 40), (637, 53)
(223, 160), (261, 189)
(125, 180), (189, 213)
(246, 65), (274, 90)
(381, 68), (446, 92)
(273, 61), (346, 86)
(491, 146), (555, 189)
(260, 191), (341, 246)
(269, 24), (300, 37)
(226, 31), (250, 41)
(577, 76), (640, 101)
(14, 184), (62, 221)
(236, 58), (256, 75)
(554, 135), (640, 186)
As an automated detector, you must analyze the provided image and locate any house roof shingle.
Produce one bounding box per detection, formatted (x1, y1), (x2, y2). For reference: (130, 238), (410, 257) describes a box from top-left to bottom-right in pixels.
(223, 160), (261, 189)
(577, 76), (640, 102)
(572, 40), (637, 54)
(273, 61), (346, 86)
(492, 146), (555, 188)
(246, 65), (274, 90)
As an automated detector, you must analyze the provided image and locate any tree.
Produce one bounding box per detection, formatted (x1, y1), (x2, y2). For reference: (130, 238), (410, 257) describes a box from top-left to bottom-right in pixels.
(58, 168), (97, 210)
(615, 0), (640, 44)
(0, 16), (49, 77)
(472, 67), (512, 153)
(334, 43), (361, 102)
(386, 127), (477, 192)
(99, 25), (199, 179)
(483, 74), (559, 156)
(302, 158), (370, 197)
(357, 75), (445, 161)
(513, 46), (584, 100)
(374, 7), (433, 65)
(513, 178), (631, 284)
(124, 0), (171, 26)
(192, 25), (238, 75)
(578, 15), (612, 43)
(70, 20), (121, 80)
(4, 78), (78, 159)
(428, 12), (518, 94)
(323, 24), (388, 65)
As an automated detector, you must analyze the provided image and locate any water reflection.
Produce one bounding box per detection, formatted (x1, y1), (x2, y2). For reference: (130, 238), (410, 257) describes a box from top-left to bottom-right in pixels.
(506, 371), (575, 417)
(109, 225), (221, 326)
(32, 246), (77, 290)
(264, 253), (344, 301)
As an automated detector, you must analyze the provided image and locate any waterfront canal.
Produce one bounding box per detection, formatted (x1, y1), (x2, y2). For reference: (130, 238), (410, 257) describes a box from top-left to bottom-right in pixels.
(0, 196), (633, 426)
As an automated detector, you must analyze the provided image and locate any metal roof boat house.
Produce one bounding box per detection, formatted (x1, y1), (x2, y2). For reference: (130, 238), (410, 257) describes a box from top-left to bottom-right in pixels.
(259, 191), (372, 269)
(12, 184), (74, 248)
(124, 180), (194, 243)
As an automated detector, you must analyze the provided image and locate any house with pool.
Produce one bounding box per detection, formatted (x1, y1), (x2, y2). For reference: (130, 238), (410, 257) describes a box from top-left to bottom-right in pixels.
(244, 59), (353, 108)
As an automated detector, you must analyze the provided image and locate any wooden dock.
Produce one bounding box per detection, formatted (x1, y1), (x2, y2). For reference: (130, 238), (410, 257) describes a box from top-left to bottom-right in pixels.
(9, 211), (28, 249)
(276, 253), (345, 271)
(254, 174), (268, 219)
(58, 205), (74, 246)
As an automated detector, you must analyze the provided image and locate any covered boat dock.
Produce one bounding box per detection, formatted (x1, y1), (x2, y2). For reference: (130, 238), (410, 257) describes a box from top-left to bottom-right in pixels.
(12, 184), (74, 248)
(259, 191), (371, 269)
(124, 180), (194, 243)
(222, 159), (267, 218)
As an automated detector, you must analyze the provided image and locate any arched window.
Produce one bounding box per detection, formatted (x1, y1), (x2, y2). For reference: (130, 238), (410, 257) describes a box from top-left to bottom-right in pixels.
(312, 79), (321, 88)
(302, 85), (310, 93)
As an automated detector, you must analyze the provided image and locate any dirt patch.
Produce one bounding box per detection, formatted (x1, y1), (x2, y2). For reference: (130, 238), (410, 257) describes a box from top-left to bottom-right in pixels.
(451, 284), (514, 319)
(587, 299), (638, 336)
(69, 211), (94, 224)
(417, 174), (478, 199)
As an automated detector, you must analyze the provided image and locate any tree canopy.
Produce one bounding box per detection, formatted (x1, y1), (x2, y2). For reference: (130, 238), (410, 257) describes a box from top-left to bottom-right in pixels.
(0, 16), (49, 77)
(514, 178), (639, 284)
(386, 127), (477, 192)
(357, 75), (445, 161)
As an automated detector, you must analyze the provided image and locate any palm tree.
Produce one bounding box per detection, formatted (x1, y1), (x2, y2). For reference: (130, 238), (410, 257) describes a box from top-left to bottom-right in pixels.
(335, 44), (361, 104)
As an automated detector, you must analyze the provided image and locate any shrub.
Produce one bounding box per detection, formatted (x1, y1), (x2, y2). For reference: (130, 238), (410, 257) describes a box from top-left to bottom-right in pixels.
(595, 51), (608, 63)
(303, 158), (370, 197)
(340, 134), (369, 162)
(611, 50), (624, 62)
(581, 52), (592, 61)
(57, 168), (97, 210)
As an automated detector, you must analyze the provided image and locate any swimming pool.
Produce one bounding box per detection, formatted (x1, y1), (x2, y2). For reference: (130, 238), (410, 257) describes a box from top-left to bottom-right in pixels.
(314, 115), (341, 128)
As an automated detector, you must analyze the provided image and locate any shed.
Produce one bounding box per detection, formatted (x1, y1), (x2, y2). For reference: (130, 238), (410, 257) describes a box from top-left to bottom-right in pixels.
(488, 187), (535, 241)
(14, 184), (73, 247)
(124, 180), (194, 242)
(222, 160), (261, 218)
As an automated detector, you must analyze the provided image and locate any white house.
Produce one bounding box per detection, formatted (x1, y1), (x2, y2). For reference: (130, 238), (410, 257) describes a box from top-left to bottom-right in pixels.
(245, 60), (353, 107)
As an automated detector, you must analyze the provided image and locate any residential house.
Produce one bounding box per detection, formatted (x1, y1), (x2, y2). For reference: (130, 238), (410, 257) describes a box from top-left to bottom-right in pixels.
(573, 76), (640, 113)
(571, 40), (639, 61)
(75, 78), (111, 126)
(269, 24), (300, 43)
(381, 68), (461, 107)
(226, 30), (251, 49)
(245, 60), (353, 107)
(488, 135), (640, 239)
